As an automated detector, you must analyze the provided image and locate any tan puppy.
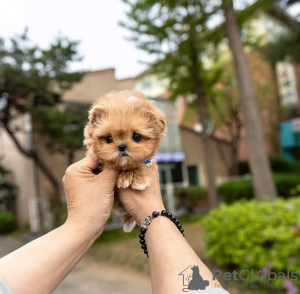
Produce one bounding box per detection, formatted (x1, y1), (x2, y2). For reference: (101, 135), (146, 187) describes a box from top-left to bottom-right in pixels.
(84, 90), (166, 232)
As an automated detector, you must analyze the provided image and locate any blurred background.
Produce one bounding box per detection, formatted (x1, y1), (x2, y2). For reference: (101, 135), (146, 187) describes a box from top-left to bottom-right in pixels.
(1, 0), (300, 293)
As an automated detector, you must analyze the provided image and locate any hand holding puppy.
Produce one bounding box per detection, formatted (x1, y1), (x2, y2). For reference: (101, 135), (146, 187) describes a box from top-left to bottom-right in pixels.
(117, 162), (165, 226)
(62, 155), (118, 239)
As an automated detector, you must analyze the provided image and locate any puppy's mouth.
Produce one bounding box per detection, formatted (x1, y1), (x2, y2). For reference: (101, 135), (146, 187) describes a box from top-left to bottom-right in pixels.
(119, 151), (129, 158)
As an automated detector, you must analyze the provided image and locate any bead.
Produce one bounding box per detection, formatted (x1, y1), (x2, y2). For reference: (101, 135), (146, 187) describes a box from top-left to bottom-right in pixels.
(140, 239), (146, 245)
(171, 216), (176, 222)
(139, 233), (145, 239)
(152, 211), (159, 218)
(144, 249), (148, 255)
(167, 212), (172, 218)
(177, 223), (182, 229)
(174, 219), (179, 225)
(161, 210), (167, 216)
(140, 228), (146, 234)
(141, 244), (147, 250)
(180, 228), (184, 234)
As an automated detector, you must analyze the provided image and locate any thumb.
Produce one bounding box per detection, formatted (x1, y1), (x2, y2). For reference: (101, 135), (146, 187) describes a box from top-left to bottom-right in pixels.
(98, 168), (119, 184)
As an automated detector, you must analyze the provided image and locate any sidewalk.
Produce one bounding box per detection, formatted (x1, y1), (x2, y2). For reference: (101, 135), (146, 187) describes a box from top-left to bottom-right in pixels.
(0, 235), (23, 258)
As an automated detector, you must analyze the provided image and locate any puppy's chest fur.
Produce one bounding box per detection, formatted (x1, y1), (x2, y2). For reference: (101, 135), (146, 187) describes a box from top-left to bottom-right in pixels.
(98, 160), (152, 190)
(84, 90), (166, 232)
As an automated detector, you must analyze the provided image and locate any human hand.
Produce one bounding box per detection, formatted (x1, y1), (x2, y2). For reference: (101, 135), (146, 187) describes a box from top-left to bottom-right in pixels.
(117, 162), (165, 226)
(62, 155), (118, 239)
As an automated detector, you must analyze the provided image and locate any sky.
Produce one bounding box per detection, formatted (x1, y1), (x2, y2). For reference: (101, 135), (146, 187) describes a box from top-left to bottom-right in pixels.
(0, 0), (150, 79)
(1, 0), (299, 80)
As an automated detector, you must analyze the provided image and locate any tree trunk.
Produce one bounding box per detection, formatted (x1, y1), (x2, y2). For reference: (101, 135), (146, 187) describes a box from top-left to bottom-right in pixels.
(3, 124), (61, 201)
(190, 29), (218, 209)
(229, 117), (242, 176)
(222, 0), (277, 200)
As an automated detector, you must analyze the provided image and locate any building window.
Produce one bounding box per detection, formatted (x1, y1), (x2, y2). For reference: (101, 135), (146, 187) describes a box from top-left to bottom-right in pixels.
(171, 163), (183, 183)
(141, 79), (151, 90)
(267, 19), (274, 30)
(241, 27), (248, 37)
(158, 163), (183, 184)
(268, 34), (276, 43)
(187, 165), (200, 186)
(294, 133), (300, 145)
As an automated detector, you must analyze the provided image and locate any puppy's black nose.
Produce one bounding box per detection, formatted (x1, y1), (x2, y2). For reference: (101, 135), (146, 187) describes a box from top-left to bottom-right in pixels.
(118, 144), (127, 152)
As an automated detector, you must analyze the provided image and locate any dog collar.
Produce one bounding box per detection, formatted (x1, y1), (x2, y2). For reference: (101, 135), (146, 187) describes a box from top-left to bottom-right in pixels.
(144, 158), (153, 167)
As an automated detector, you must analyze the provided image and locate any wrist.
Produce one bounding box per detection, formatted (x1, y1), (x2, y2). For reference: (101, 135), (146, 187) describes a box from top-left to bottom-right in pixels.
(136, 205), (166, 226)
(65, 218), (105, 243)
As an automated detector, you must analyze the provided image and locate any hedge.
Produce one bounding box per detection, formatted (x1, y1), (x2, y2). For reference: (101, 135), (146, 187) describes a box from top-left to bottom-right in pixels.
(202, 198), (300, 289)
(175, 186), (207, 212)
(0, 211), (16, 234)
(218, 173), (300, 204)
(239, 156), (300, 175)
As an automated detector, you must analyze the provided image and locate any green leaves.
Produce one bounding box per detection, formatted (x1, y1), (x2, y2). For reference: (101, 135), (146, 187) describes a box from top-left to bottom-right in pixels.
(202, 198), (300, 287)
(0, 31), (83, 119)
(34, 105), (88, 155)
(121, 0), (222, 98)
(264, 30), (300, 63)
(218, 173), (300, 203)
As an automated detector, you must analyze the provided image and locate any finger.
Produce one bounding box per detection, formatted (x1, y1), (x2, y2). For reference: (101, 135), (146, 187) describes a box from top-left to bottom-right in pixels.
(98, 168), (119, 181)
(74, 154), (100, 172)
(152, 161), (160, 185)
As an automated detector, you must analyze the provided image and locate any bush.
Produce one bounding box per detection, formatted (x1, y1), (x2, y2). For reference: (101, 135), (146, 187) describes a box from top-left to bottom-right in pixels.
(218, 173), (300, 203)
(202, 198), (300, 288)
(175, 186), (207, 212)
(218, 180), (253, 204)
(275, 174), (300, 197)
(239, 156), (300, 175)
(0, 211), (16, 234)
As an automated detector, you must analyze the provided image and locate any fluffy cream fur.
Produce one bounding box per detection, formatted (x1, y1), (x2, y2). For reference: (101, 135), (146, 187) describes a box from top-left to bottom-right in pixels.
(84, 90), (166, 232)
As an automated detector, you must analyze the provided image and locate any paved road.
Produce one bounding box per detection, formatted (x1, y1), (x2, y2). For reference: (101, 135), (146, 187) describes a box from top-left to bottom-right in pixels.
(0, 236), (151, 294)
(0, 235), (23, 257)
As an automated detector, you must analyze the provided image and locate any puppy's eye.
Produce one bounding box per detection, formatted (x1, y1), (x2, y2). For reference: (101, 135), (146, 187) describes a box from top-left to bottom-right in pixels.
(105, 135), (113, 144)
(132, 132), (142, 143)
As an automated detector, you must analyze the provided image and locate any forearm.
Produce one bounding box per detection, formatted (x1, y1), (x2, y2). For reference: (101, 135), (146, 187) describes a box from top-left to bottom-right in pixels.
(0, 221), (99, 294)
(145, 217), (222, 293)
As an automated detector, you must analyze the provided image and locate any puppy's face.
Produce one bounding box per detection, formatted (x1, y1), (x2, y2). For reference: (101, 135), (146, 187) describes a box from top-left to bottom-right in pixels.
(84, 91), (166, 170)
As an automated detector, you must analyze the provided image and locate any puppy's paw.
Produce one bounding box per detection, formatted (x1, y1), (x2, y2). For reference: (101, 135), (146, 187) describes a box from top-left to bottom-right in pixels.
(117, 171), (134, 189)
(131, 175), (151, 190)
(120, 214), (136, 233)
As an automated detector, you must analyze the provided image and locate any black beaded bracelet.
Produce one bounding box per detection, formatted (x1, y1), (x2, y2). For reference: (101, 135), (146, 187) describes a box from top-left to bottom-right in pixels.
(139, 210), (185, 258)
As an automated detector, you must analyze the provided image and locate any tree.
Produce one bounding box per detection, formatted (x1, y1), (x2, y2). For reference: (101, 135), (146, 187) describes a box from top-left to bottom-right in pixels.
(222, 0), (277, 200)
(121, 0), (221, 208)
(276, 0), (300, 7)
(0, 31), (82, 202)
(36, 106), (87, 165)
(208, 67), (243, 176)
(264, 0), (300, 63)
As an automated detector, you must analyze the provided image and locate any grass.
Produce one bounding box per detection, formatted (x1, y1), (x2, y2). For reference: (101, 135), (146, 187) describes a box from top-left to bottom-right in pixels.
(93, 226), (139, 246)
(93, 213), (203, 247)
(178, 213), (203, 224)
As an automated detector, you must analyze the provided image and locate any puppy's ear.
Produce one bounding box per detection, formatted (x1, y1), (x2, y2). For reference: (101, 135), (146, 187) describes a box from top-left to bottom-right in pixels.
(144, 107), (166, 137)
(153, 107), (166, 135)
(88, 106), (106, 125)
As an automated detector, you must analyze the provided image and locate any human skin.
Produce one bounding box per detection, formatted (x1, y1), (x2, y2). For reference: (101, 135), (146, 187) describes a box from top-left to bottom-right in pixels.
(0, 156), (222, 294)
(0, 155), (118, 294)
(118, 163), (223, 293)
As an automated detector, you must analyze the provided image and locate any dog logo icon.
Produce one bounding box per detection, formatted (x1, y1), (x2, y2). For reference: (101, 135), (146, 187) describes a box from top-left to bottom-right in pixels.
(256, 269), (267, 280)
(179, 265), (209, 292)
